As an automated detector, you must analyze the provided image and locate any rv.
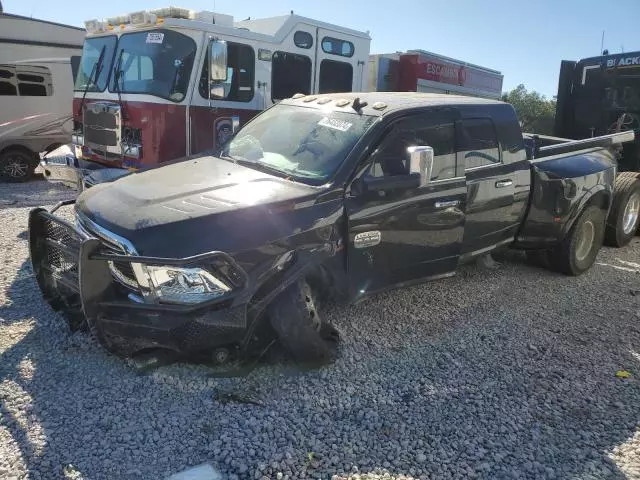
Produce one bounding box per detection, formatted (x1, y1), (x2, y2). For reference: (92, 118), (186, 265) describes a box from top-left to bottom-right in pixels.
(0, 12), (85, 182)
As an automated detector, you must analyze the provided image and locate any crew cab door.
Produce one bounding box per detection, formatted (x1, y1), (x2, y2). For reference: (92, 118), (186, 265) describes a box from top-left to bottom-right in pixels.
(456, 116), (527, 257)
(345, 111), (466, 297)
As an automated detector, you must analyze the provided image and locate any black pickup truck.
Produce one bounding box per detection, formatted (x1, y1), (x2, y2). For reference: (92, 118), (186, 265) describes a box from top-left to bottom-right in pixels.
(28, 92), (635, 363)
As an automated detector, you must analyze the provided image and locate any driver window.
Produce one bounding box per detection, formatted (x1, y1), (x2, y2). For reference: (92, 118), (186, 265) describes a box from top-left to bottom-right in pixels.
(367, 115), (457, 181)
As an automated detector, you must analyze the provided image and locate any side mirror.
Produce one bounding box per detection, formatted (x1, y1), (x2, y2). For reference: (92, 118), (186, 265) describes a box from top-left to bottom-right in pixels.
(408, 146), (434, 187)
(209, 39), (228, 83)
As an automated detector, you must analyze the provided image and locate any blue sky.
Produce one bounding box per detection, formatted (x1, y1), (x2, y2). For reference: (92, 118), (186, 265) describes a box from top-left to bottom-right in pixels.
(5, 0), (639, 97)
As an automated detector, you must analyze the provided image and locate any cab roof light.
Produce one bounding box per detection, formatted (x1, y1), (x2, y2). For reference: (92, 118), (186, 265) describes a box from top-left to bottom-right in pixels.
(129, 10), (157, 25)
(105, 14), (130, 26)
(84, 19), (106, 33)
(149, 7), (193, 20)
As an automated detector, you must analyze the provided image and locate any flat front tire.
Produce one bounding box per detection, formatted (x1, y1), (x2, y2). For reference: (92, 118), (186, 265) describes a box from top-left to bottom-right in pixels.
(267, 279), (339, 364)
(551, 205), (605, 276)
(605, 173), (640, 247)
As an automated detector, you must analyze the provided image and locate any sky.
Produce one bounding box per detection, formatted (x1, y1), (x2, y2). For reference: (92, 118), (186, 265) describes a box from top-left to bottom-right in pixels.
(4, 0), (639, 97)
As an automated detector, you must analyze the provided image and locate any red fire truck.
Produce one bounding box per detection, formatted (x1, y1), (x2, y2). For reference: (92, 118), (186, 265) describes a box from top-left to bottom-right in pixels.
(41, 6), (371, 188)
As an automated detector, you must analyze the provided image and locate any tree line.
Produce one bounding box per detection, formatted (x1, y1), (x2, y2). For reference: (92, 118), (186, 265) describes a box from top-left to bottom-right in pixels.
(501, 84), (556, 135)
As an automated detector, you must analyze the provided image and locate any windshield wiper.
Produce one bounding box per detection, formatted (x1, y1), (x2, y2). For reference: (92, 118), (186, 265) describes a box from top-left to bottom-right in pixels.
(113, 49), (128, 121)
(168, 60), (184, 99)
(77, 45), (106, 117)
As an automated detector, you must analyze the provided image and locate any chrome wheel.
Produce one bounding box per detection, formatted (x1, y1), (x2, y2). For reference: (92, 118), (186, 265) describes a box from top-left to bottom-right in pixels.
(622, 193), (640, 235)
(3, 157), (29, 178)
(575, 220), (595, 262)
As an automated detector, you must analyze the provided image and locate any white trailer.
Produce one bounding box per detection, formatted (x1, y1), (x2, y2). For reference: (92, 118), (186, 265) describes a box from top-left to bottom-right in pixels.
(0, 12), (85, 182)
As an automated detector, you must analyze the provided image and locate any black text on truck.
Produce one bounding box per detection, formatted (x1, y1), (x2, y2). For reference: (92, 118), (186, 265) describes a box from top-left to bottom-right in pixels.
(28, 92), (635, 363)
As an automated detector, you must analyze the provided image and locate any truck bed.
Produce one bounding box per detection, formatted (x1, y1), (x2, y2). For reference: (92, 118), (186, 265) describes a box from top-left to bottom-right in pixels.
(516, 146), (618, 249)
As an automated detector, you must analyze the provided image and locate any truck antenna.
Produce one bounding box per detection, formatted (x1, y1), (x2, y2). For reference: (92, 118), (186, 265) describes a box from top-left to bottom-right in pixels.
(600, 30), (605, 55)
(352, 97), (368, 111)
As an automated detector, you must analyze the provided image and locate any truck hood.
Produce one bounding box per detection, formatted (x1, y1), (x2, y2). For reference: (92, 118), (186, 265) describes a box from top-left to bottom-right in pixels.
(76, 155), (322, 257)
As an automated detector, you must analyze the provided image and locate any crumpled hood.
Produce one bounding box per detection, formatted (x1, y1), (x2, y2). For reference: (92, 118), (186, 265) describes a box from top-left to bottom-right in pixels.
(76, 155), (321, 257)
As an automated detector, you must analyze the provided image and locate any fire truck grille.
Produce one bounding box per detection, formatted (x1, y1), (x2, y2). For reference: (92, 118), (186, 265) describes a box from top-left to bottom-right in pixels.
(83, 102), (121, 148)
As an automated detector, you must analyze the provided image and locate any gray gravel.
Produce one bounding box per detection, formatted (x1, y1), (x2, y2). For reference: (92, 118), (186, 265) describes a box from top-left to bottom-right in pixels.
(2, 178), (640, 480)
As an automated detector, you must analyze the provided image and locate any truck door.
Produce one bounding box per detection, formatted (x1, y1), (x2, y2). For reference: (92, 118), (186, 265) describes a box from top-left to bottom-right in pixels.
(313, 30), (362, 94)
(345, 111), (466, 297)
(456, 116), (525, 257)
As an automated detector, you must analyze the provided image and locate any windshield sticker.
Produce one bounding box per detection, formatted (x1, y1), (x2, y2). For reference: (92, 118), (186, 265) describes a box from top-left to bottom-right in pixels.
(146, 32), (165, 44)
(318, 117), (353, 132)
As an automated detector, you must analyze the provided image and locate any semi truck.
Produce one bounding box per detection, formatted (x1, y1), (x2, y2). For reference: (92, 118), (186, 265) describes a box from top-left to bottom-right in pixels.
(553, 50), (640, 247)
(28, 91), (634, 362)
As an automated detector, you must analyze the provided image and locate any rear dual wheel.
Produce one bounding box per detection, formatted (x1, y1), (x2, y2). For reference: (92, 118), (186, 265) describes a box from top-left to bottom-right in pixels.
(527, 205), (605, 276)
(605, 173), (640, 248)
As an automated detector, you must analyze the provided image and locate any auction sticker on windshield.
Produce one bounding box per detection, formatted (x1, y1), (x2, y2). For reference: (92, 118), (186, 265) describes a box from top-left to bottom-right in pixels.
(318, 117), (353, 132)
(146, 32), (165, 44)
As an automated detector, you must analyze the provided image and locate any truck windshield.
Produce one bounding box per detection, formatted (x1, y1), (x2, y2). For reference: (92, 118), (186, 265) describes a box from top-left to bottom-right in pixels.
(108, 29), (197, 102)
(74, 36), (117, 92)
(220, 104), (377, 184)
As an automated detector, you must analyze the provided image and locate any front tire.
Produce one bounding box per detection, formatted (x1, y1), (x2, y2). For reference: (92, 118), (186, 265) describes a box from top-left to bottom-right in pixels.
(604, 173), (640, 247)
(267, 279), (339, 364)
(551, 205), (605, 276)
(0, 148), (37, 183)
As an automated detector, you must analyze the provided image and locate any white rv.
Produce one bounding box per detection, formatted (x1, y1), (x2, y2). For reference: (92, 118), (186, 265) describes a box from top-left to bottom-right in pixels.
(0, 12), (85, 182)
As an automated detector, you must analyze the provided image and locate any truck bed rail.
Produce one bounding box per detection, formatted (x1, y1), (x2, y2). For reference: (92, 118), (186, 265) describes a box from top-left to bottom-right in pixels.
(532, 131), (635, 157)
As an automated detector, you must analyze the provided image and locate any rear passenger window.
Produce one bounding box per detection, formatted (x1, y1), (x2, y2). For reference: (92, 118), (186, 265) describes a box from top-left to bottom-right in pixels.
(0, 66), (17, 95)
(0, 65), (52, 96)
(367, 115), (457, 181)
(457, 118), (501, 169)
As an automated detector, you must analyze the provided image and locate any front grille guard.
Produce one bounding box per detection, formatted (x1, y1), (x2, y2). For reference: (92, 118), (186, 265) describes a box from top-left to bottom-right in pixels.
(29, 204), (250, 330)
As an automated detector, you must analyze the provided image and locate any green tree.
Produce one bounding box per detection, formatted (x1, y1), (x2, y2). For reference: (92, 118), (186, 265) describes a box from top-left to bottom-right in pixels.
(501, 84), (556, 135)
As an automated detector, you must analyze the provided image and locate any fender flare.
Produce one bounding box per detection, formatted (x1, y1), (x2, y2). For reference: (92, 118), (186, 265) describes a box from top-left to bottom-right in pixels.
(561, 183), (612, 238)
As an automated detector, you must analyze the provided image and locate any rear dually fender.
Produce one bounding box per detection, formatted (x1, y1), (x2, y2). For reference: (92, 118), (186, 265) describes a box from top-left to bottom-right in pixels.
(514, 147), (616, 249)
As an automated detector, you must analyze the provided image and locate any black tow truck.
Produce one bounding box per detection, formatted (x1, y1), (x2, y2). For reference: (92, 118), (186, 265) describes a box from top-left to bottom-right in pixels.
(28, 92), (635, 363)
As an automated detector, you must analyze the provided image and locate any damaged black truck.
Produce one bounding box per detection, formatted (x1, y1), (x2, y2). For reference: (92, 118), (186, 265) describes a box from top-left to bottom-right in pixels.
(28, 92), (635, 363)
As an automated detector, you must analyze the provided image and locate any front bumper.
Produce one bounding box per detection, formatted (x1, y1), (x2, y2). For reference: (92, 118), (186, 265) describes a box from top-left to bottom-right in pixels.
(40, 147), (132, 190)
(28, 205), (250, 356)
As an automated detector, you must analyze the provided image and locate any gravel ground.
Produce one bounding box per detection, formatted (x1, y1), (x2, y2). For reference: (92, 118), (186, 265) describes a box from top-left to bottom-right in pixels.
(1, 178), (640, 480)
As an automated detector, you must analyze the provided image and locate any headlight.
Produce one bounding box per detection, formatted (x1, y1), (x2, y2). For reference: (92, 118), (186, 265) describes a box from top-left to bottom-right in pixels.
(136, 265), (231, 305)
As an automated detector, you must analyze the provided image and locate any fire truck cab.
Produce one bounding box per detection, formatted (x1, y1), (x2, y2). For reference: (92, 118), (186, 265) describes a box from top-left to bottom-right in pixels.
(41, 6), (371, 188)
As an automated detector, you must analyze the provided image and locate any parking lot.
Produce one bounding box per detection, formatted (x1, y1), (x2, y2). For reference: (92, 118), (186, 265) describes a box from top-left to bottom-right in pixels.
(1, 179), (640, 480)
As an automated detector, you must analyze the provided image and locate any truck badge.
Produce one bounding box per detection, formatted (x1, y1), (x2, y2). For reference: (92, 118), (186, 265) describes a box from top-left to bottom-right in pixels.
(354, 231), (381, 248)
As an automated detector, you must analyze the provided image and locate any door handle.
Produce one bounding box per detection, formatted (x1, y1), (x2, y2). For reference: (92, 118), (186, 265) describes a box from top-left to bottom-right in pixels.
(435, 199), (460, 209)
(495, 179), (513, 188)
